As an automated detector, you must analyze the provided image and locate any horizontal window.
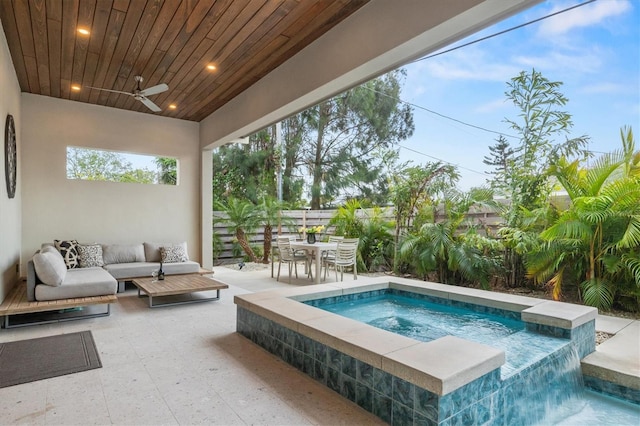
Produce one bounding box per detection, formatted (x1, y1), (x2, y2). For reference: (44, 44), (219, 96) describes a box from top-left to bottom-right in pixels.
(66, 147), (177, 185)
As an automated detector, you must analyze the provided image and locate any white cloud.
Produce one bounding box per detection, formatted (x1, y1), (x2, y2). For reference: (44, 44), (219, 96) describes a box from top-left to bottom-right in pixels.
(580, 82), (628, 94)
(474, 98), (510, 114)
(538, 0), (632, 35)
(415, 48), (521, 83)
(513, 50), (604, 74)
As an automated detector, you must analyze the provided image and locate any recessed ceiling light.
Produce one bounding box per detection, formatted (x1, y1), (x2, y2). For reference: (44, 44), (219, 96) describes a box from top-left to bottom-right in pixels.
(206, 64), (217, 71)
(169, 104), (177, 110)
(77, 28), (90, 36)
(71, 85), (81, 91)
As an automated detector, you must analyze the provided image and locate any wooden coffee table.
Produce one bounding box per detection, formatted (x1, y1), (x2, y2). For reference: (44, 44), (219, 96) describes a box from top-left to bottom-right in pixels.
(131, 274), (228, 308)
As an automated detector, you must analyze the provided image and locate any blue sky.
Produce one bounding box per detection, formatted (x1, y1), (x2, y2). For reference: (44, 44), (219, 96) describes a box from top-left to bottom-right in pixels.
(399, 0), (639, 190)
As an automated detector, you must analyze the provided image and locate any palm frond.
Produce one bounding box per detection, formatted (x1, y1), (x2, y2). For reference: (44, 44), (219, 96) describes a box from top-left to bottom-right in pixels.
(622, 254), (640, 287)
(581, 278), (615, 310)
(548, 270), (564, 301)
(540, 211), (592, 243)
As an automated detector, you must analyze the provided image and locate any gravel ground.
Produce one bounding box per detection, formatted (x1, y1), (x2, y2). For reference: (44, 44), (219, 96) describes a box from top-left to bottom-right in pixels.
(596, 331), (614, 346)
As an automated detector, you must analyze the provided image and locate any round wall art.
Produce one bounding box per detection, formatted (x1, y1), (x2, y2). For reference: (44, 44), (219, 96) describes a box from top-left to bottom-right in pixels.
(5, 114), (17, 199)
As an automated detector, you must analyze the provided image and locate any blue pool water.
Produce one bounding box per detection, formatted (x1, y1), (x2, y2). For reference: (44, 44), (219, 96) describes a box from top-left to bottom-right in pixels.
(317, 292), (640, 425)
(321, 293), (568, 378)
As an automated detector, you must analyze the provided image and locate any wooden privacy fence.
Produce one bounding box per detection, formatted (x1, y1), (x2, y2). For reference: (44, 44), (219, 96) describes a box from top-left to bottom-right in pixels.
(212, 206), (505, 263)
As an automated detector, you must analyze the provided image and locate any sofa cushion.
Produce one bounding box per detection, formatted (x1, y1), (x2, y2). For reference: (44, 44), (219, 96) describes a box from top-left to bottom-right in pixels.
(32, 250), (67, 286)
(77, 244), (104, 268)
(54, 239), (80, 269)
(160, 244), (189, 263)
(144, 242), (188, 262)
(104, 261), (200, 280)
(102, 243), (145, 264)
(35, 267), (117, 301)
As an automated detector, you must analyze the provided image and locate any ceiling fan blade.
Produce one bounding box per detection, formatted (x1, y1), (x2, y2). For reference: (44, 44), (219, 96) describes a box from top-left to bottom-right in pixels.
(138, 96), (162, 112)
(85, 86), (133, 96)
(139, 83), (168, 97)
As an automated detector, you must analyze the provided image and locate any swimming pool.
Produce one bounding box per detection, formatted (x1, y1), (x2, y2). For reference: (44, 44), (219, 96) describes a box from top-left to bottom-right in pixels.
(312, 289), (640, 424)
(234, 277), (639, 424)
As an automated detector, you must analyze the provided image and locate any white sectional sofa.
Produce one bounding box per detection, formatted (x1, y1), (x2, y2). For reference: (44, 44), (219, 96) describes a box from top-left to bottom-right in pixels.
(27, 241), (202, 301)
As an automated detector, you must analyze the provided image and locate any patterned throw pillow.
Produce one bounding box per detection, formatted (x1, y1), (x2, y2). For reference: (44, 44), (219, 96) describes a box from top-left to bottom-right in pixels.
(54, 239), (79, 269)
(77, 244), (104, 268)
(160, 245), (188, 263)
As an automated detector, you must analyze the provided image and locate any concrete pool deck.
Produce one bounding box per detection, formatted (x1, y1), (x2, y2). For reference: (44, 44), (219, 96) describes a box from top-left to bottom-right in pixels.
(213, 265), (640, 400)
(583, 316), (640, 394)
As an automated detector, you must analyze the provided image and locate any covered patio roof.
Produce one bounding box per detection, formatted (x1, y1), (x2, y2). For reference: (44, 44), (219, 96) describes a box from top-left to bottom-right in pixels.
(0, 0), (541, 303)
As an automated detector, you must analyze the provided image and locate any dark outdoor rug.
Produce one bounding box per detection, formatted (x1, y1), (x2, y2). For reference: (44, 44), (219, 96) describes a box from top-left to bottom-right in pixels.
(0, 331), (101, 388)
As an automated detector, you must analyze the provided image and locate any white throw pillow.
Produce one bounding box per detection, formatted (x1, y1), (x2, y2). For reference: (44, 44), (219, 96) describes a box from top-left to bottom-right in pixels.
(78, 244), (105, 268)
(33, 250), (67, 286)
(160, 245), (189, 263)
(145, 242), (188, 262)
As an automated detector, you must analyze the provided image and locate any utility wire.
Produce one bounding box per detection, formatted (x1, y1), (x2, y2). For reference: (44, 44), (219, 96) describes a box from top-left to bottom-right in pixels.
(367, 86), (519, 139)
(363, 1), (600, 139)
(397, 143), (489, 176)
(411, 0), (598, 63)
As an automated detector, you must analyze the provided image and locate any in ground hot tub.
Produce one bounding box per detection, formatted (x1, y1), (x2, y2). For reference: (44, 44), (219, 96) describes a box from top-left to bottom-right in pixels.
(234, 277), (600, 424)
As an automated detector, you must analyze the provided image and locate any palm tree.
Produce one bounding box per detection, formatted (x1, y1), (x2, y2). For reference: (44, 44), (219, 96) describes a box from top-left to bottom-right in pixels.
(356, 206), (395, 272)
(328, 199), (365, 237)
(526, 127), (640, 310)
(399, 188), (501, 288)
(256, 197), (295, 264)
(216, 197), (260, 263)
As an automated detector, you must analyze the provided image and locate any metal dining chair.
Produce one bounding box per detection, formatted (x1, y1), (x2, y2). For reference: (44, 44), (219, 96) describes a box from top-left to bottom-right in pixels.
(276, 237), (310, 283)
(323, 238), (358, 282)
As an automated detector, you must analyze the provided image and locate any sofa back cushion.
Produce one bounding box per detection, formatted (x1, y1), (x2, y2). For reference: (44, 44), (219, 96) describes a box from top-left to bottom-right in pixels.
(33, 248), (67, 286)
(102, 244), (145, 264)
(144, 242), (189, 262)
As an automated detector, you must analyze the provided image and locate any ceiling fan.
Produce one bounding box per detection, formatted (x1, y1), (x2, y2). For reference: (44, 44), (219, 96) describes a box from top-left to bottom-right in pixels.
(87, 76), (168, 112)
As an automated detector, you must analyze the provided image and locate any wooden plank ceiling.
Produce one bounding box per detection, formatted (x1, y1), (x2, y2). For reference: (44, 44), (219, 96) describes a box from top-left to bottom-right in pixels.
(0, 0), (368, 122)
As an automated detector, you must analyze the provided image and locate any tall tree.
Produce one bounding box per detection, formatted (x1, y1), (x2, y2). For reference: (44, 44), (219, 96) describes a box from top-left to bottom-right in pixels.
(483, 135), (513, 195)
(303, 69), (414, 209)
(212, 128), (278, 204)
(490, 69), (590, 287)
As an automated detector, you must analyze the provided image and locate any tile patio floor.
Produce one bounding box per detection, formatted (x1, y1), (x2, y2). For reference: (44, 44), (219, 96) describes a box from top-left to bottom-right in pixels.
(0, 265), (383, 425)
(1, 264), (637, 425)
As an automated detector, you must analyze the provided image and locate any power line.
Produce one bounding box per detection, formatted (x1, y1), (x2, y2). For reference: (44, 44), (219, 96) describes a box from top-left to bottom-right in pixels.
(411, 0), (598, 63)
(397, 144), (488, 176)
(367, 86), (519, 139)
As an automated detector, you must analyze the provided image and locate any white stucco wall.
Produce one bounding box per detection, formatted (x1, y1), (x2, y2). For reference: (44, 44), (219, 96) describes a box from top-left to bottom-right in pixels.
(0, 20), (22, 302)
(21, 94), (201, 273)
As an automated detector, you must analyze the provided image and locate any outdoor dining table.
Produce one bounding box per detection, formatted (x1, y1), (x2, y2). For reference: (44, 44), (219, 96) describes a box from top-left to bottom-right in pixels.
(289, 241), (338, 284)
